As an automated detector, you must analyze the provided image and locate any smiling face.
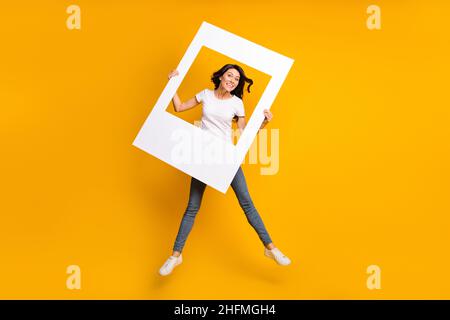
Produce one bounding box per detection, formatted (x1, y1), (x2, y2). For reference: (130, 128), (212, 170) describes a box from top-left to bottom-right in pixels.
(219, 68), (240, 93)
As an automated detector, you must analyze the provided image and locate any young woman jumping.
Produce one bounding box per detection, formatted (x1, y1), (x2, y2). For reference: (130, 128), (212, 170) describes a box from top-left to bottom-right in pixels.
(159, 64), (291, 276)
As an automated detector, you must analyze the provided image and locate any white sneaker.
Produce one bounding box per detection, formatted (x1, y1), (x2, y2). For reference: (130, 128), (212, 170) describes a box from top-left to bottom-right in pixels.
(264, 247), (291, 266)
(159, 254), (183, 276)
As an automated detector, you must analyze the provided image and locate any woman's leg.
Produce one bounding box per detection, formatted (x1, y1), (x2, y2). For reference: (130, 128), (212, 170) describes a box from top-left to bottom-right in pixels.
(172, 176), (207, 255)
(230, 166), (273, 247)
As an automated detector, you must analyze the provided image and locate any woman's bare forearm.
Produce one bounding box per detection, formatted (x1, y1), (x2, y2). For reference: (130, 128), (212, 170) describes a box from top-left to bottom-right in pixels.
(259, 120), (268, 130)
(172, 94), (199, 113)
(168, 69), (183, 112)
(172, 92), (183, 112)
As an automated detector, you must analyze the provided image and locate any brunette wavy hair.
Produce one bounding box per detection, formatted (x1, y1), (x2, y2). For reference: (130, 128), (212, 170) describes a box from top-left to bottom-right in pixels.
(211, 64), (253, 99)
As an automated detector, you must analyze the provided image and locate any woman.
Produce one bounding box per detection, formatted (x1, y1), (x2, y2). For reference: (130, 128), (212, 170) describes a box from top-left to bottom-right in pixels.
(159, 64), (291, 276)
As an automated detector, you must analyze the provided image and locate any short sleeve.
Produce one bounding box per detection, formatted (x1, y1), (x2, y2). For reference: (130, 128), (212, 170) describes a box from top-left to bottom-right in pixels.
(235, 100), (245, 117)
(195, 89), (207, 103)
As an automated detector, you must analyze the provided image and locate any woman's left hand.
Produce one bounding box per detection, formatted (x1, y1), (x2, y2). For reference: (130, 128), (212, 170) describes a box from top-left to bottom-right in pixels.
(260, 109), (273, 129)
(263, 109), (273, 123)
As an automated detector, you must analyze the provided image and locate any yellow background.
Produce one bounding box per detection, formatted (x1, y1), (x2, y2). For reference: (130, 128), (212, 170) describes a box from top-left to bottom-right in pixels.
(1, 0), (449, 299)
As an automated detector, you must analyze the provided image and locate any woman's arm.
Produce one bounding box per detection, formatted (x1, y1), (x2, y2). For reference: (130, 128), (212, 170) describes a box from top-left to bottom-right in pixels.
(236, 116), (246, 135)
(236, 109), (273, 134)
(259, 109), (273, 129)
(172, 94), (199, 112)
(168, 69), (200, 112)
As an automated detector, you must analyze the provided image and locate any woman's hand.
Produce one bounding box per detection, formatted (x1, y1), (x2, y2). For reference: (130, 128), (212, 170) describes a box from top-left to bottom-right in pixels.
(260, 109), (273, 129)
(263, 109), (273, 122)
(168, 69), (179, 80)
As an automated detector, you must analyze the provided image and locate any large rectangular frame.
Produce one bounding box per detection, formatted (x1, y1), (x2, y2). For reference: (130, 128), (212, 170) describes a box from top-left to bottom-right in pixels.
(133, 21), (294, 193)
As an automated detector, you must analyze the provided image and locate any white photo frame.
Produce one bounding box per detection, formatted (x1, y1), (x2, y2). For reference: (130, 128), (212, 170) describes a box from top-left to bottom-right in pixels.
(132, 21), (294, 193)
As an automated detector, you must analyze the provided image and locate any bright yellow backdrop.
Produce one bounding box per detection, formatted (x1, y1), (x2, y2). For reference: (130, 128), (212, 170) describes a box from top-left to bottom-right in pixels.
(1, 0), (449, 299)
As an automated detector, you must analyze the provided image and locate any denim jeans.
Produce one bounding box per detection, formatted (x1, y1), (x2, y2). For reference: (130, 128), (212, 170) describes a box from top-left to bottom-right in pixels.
(173, 166), (273, 253)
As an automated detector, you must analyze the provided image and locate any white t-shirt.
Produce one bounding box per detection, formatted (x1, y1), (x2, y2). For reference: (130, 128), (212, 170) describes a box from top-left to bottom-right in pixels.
(195, 88), (245, 142)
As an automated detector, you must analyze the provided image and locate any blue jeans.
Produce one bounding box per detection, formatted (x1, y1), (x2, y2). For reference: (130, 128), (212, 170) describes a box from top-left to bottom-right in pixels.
(173, 166), (273, 253)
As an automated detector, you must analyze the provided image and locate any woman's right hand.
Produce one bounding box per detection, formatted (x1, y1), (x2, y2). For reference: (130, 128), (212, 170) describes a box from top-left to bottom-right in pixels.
(168, 69), (179, 80)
